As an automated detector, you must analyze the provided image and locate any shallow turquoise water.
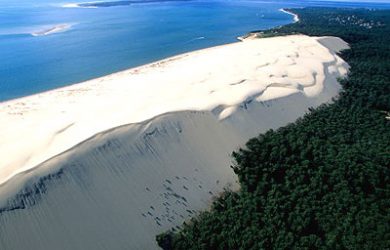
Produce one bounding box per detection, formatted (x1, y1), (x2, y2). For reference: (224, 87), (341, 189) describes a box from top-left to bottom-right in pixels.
(0, 0), (389, 101)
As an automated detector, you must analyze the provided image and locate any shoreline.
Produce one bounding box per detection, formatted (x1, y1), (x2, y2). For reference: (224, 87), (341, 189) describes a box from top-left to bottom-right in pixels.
(237, 9), (299, 41)
(280, 8), (300, 23)
(0, 41), (236, 106)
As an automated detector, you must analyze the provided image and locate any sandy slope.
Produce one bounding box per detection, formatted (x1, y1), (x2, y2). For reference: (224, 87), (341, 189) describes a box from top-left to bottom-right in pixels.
(0, 35), (349, 249)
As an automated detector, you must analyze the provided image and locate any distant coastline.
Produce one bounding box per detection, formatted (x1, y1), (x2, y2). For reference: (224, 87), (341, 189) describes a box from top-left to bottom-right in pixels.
(237, 8), (300, 41)
(280, 8), (300, 23)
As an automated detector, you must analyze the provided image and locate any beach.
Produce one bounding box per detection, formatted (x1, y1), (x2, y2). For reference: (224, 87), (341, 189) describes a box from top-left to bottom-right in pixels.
(0, 34), (349, 249)
(280, 8), (300, 22)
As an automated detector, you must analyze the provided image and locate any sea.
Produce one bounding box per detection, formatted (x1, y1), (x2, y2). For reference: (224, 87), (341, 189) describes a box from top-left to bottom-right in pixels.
(0, 0), (389, 101)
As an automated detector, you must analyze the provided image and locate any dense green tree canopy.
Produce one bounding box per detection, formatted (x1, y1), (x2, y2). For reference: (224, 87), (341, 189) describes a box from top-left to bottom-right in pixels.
(157, 8), (390, 250)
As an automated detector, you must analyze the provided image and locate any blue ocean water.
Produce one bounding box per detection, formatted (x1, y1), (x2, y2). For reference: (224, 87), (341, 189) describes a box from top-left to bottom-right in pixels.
(0, 0), (389, 101)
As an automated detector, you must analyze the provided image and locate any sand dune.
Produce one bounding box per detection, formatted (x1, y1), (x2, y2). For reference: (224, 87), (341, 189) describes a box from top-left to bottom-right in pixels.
(0, 35), (349, 249)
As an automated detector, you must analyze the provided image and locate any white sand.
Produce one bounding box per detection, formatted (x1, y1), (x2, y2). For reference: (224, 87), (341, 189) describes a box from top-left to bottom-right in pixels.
(280, 8), (300, 23)
(31, 24), (72, 36)
(62, 3), (98, 8)
(0, 35), (348, 192)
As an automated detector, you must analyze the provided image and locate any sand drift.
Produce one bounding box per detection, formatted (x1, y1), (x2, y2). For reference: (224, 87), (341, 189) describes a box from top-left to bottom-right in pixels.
(0, 35), (349, 249)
